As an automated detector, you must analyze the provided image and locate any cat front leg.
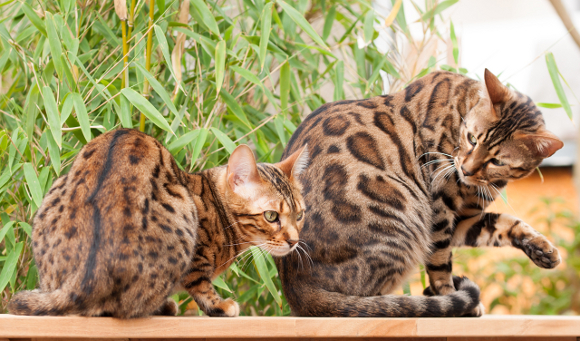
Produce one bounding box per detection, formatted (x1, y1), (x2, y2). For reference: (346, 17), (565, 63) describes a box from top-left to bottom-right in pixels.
(451, 213), (561, 269)
(181, 252), (240, 317)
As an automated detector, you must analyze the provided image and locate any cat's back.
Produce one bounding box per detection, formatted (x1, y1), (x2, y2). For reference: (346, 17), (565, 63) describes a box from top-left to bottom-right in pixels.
(32, 129), (197, 316)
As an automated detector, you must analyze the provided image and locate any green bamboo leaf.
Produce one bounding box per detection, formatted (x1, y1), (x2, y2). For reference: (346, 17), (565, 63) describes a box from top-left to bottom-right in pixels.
(19, 222), (32, 238)
(422, 0), (458, 21)
(42, 86), (61, 148)
(280, 61), (290, 113)
(45, 131), (61, 175)
(259, 3), (273, 70)
(44, 12), (64, 82)
(450, 21), (458, 65)
(536, 102), (563, 109)
(0, 221), (16, 245)
(167, 130), (200, 155)
(189, 128), (208, 170)
(174, 27), (216, 56)
(545, 52), (573, 120)
(322, 5), (336, 41)
(135, 63), (179, 117)
(69, 93), (91, 142)
(277, 0), (328, 50)
(119, 95), (133, 129)
(230, 65), (263, 88)
(23, 163), (43, 208)
(274, 116), (286, 146)
(121, 88), (174, 134)
(212, 275), (232, 293)
(210, 127), (236, 154)
(0, 241), (24, 293)
(191, 0), (221, 37)
(366, 58), (387, 93)
(215, 40), (226, 97)
(250, 246), (282, 307)
(24, 82), (40, 140)
(220, 91), (251, 128)
(402, 281), (411, 295)
(21, 3), (47, 36)
(153, 25), (180, 86)
(363, 10), (375, 43)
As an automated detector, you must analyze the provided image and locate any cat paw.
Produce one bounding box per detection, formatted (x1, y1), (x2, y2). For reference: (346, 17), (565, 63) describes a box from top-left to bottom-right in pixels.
(154, 298), (179, 316)
(463, 302), (485, 317)
(206, 298), (240, 317)
(521, 236), (561, 269)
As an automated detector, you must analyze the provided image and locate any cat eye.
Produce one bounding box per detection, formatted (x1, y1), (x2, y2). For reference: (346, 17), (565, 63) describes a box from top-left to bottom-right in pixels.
(264, 211), (279, 222)
(468, 133), (477, 146)
(297, 211), (304, 221)
(490, 158), (504, 166)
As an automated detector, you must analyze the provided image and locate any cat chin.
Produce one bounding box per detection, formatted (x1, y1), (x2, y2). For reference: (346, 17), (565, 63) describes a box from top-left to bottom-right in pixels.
(268, 247), (295, 257)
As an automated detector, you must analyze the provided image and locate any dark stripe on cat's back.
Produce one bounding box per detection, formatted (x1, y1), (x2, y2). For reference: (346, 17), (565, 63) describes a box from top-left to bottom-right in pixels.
(86, 129), (129, 203)
(373, 111), (428, 197)
(82, 129), (129, 294)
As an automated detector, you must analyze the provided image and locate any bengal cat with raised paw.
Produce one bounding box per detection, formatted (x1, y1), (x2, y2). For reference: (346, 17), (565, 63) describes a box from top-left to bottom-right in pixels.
(276, 69), (562, 317)
(9, 128), (308, 318)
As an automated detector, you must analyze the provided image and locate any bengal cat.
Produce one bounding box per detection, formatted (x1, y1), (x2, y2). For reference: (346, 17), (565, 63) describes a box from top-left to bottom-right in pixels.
(9, 128), (308, 318)
(276, 69), (562, 317)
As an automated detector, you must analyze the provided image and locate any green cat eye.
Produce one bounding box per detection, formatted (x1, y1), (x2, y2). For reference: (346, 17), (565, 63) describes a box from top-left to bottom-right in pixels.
(297, 211), (304, 221)
(264, 211), (279, 222)
(468, 133), (477, 145)
(491, 158), (504, 166)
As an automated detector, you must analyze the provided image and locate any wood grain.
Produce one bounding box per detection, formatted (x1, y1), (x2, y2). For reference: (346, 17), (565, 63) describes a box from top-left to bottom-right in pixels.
(0, 315), (578, 339)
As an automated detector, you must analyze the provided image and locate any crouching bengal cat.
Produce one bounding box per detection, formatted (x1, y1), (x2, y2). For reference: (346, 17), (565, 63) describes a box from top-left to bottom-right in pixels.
(276, 69), (562, 317)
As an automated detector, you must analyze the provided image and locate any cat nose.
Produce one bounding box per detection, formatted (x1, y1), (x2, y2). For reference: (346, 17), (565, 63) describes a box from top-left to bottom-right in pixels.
(461, 166), (474, 177)
(287, 239), (298, 247)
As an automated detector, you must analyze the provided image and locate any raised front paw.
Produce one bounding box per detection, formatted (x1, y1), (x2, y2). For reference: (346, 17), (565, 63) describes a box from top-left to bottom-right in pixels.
(521, 235), (561, 269)
(206, 298), (240, 317)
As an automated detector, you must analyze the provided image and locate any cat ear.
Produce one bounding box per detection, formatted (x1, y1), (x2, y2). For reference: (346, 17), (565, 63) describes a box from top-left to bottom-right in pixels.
(227, 145), (262, 192)
(484, 68), (511, 105)
(516, 130), (563, 159)
(276, 144), (309, 179)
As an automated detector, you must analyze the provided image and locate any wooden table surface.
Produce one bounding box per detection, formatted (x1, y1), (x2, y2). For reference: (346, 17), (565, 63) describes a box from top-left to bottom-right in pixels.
(0, 314), (579, 340)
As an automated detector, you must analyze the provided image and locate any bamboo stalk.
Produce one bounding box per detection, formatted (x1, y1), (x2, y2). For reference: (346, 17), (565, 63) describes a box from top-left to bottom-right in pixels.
(127, 0), (137, 39)
(121, 21), (128, 88)
(140, 0), (155, 132)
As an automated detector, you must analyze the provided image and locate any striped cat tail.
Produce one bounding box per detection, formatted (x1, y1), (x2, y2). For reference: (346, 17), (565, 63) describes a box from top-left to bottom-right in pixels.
(287, 276), (481, 317)
(8, 289), (75, 316)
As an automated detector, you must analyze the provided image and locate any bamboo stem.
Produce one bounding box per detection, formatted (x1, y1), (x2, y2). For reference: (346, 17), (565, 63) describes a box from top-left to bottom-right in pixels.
(140, 0), (155, 132)
(121, 21), (128, 89)
(127, 0), (137, 39)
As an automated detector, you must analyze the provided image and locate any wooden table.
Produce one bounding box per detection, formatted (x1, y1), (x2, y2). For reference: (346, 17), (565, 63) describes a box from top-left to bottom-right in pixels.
(0, 314), (579, 341)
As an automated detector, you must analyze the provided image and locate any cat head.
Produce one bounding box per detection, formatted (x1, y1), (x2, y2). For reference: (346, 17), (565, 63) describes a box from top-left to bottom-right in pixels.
(223, 144), (308, 257)
(455, 69), (563, 187)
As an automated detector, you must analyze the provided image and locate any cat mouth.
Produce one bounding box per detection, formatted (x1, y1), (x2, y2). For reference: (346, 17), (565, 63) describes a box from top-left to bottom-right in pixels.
(454, 158), (483, 186)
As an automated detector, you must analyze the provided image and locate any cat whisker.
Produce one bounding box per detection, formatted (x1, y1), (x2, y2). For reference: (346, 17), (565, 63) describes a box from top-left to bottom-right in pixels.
(431, 164), (455, 186)
(223, 220), (242, 230)
(417, 151), (453, 160)
(421, 158), (454, 169)
(298, 240), (312, 251)
(297, 244), (314, 269)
